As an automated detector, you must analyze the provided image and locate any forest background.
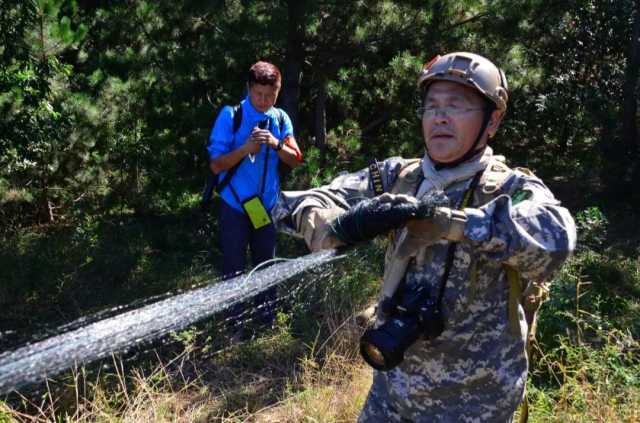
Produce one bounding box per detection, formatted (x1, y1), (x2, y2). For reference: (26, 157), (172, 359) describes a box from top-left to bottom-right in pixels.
(1, 0), (639, 421)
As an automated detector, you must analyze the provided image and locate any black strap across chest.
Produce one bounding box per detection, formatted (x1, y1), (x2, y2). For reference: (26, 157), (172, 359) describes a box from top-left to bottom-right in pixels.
(434, 170), (484, 310)
(227, 144), (270, 204)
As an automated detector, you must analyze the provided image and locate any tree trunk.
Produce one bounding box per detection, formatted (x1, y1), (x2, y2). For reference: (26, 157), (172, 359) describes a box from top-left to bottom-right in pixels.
(625, 2), (640, 202)
(429, 0), (445, 51)
(314, 81), (327, 150)
(280, 1), (306, 131)
(622, 4), (640, 157)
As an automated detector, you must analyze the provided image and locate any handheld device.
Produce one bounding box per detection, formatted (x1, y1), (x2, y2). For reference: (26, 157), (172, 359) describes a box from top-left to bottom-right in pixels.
(242, 195), (272, 229)
(248, 119), (270, 163)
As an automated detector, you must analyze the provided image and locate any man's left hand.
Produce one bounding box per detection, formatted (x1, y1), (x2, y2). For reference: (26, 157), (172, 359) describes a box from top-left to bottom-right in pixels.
(396, 207), (467, 258)
(251, 129), (278, 149)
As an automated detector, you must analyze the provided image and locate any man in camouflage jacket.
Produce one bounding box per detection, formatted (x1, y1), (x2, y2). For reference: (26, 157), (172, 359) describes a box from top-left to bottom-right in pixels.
(272, 52), (576, 422)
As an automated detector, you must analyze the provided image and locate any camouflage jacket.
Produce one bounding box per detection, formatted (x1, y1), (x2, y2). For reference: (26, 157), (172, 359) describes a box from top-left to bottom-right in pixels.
(272, 150), (576, 422)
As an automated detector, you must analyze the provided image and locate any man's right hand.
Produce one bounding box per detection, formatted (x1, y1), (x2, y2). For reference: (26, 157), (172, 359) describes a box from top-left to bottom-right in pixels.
(329, 191), (449, 245)
(243, 137), (262, 156)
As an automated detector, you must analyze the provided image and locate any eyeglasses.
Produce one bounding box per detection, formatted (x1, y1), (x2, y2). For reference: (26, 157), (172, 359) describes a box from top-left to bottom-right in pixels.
(416, 106), (486, 118)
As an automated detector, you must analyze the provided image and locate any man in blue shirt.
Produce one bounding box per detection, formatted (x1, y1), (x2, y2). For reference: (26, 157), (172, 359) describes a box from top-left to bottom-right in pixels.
(208, 61), (302, 324)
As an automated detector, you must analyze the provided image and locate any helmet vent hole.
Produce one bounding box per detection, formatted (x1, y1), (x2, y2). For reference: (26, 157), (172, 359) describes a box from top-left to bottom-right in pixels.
(451, 56), (472, 75)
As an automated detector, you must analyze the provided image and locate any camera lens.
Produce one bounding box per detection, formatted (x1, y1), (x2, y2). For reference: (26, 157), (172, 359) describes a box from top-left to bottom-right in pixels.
(361, 343), (386, 368)
(359, 316), (421, 371)
(360, 327), (402, 370)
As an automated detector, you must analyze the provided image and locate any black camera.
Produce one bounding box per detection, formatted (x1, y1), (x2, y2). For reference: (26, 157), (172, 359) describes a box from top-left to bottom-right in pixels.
(359, 286), (444, 371)
(258, 118), (269, 130)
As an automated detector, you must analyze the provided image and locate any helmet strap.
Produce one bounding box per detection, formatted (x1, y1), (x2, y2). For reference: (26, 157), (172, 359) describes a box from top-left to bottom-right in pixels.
(431, 107), (494, 170)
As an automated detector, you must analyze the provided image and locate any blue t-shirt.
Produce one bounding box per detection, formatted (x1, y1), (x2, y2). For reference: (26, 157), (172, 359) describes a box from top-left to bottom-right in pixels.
(207, 96), (294, 213)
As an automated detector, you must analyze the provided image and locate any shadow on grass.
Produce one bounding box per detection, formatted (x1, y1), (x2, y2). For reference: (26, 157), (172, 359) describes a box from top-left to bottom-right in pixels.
(0, 204), (223, 349)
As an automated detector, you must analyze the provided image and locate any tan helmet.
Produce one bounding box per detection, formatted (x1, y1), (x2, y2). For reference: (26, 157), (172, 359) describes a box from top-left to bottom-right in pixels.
(417, 52), (508, 112)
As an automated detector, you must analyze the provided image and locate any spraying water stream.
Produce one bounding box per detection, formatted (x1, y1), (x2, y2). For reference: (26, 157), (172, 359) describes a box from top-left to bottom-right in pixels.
(0, 249), (344, 395)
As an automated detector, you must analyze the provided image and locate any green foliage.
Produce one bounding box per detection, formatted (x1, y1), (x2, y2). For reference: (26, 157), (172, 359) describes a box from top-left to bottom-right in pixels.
(0, 405), (14, 423)
(528, 331), (639, 422)
(526, 208), (640, 420)
(575, 206), (608, 250)
(0, 209), (216, 344)
(496, 0), (638, 187)
(1, 0), (638, 224)
(323, 242), (384, 311)
(0, 0), (94, 225)
(539, 246), (640, 352)
(532, 212), (640, 417)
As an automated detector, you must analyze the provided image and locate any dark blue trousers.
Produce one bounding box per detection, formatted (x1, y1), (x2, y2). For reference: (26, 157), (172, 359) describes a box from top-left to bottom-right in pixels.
(218, 200), (277, 327)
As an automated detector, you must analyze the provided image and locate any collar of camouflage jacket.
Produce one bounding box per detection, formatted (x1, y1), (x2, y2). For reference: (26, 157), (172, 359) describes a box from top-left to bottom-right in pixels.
(417, 146), (493, 199)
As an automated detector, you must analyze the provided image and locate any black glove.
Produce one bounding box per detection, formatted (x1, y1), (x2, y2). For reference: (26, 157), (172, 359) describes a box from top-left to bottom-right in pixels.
(329, 191), (449, 245)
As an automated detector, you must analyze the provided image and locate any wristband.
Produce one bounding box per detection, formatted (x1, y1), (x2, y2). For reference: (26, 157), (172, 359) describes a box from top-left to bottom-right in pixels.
(436, 208), (467, 241)
(275, 138), (284, 151)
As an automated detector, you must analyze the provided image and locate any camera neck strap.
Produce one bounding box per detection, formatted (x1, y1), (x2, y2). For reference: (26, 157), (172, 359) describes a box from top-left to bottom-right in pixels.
(228, 144), (270, 206)
(435, 169), (484, 310)
(228, 116), (273, 205)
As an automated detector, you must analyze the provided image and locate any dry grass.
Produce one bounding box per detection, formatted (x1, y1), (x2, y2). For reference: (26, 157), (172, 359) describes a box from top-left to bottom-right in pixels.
(0, 351), (216, 423)
(2, 320), (639, 423)
(0, 308), (372, 423)
(253, 356), (371, 423)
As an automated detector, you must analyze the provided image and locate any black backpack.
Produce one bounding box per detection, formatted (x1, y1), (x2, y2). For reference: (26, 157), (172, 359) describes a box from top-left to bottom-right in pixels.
(200, 104), (285, 207)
